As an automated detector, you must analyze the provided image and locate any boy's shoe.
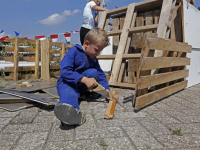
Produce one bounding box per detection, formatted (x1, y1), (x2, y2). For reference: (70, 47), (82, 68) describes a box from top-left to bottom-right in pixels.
(54, 103), (86, 125)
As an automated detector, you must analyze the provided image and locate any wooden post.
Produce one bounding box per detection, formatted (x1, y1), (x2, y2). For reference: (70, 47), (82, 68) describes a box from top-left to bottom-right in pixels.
(13, 37), (19, 81)
(35, 40), (40, 79)
(60, 43), (65, 61)
(41, 39), (50, 81)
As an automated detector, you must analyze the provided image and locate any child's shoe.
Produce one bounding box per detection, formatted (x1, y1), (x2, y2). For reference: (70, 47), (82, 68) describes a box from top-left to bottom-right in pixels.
(54, 103), (86, 125)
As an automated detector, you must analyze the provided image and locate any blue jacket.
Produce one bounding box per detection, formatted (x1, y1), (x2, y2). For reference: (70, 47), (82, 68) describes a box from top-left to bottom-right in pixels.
(57, 44), (109, 90)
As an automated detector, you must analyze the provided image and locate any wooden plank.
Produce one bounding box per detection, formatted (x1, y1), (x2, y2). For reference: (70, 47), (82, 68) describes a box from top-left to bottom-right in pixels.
(0, 94), (31, 103)
(109, 3), (136, 85)
(107, 30), (122, 36)
(138, 69), (189, 89)
(98, 11), (108, 29)
(0, 103), (35, 112)
(50, 57), (60, 61)
(5, 46), (14, 52)
(15, 82), (56, 92)
(97, 54), (141, 60)
(50, 65), (60, 70)
(49, 49), (62, 54)
(128, 59), (140, 72)
(5, 38), (14, 43)
(18, 38), (36, 44)
(135, 80), (188, 110)
(50, 42), (63, 48)
(50, 71), (60, 77)
(60, 43), (65, 61)
(4, 76), (13, 80)
(141, 57), (190, 70)
(144, 11), (153, 36)
(112, 18), (120, 54)
(155, 0), (176, 57)
(148, 38), (192, 53)
(0, 88), (57, 106)
(129, 24), (158, 33)
(110, 82), (136, 89)
(35, 40), (40, 79)
(4, 57), (36, 62)
(5, 66), (37, 72)
(18, 74), (35, 80)
(42, 87), (59, 98)
(13, 37), (19, 81)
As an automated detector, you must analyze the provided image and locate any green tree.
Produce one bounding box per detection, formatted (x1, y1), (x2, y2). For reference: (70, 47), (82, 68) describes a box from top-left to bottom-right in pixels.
(198, 7), (200, 11)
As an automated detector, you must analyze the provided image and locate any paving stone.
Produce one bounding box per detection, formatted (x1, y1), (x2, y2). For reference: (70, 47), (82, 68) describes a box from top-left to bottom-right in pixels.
(137, 117), (171, 136)
(75, 114), (96, 130)
(10, 110), (38, 124)
(0, 111), (20, 118)
(162, 99), (190, 110)
(1, 146), (12, 150)
(0, 118), (12, 125)
(45, 139), (103, 150)
(96, 118), (138, 128)
(150, 110), (180, 124)
(38, 109), (55, 116)
(2, 123), (52, 134)
(114, 103), (125, 112)
(0, 133), (20, 146)
(123, 125), (163, 149)
(166, 123), (200, 134)
(156, 134), (200, 149)
(103, 137), (136, 150)
(178, 109), (200, 116)
(76, 127), (125, 140)
(33, 115), (58, 123)
(48, 122), (74, 142)
(114, 111), (147, 119)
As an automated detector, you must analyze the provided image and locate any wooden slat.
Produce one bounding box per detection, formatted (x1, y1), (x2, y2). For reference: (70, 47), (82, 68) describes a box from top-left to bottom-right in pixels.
(18, 38), (36, 44)
(5, 66), (37, 72)
(109, 3), (136, 85)
(65, 44), (74, 48)
(5, 57), (36, 62)
(148, 38), (192, 53)
(110, 82), (136, 89)
(129, 24), (158, 33)
(128, 59), (140, 72)
(98, 11), (108, 29)
(50, 42), (63, 48)
(50, 65), (60, 70)
(50, 57), (60, 61)
(141, 57), (190, 71)
(49, 49), (62, 54)
(5, 38), (14, 43)
(97, 54), (141, 60)
(106, 0), (162, 16)
(18, 74), (35, 80)
(35, 40), (40, 78)
(4, 76), (14, 80)
(135, 80), (188, 110)
(5, 47), (14, 52)
(107, 30), (122, 36)
(138, 69), (189, 89)
(5, 47), (36, 53)
(50, 71), (60, 77)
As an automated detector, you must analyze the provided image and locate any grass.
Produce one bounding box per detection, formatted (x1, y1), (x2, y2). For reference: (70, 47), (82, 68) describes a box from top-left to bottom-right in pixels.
(99, 140), (108, 146)
(172, 128), (183, 136)
(0, 84), (5, 88)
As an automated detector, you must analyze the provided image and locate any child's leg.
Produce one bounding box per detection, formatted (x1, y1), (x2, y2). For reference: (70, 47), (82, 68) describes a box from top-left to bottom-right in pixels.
(54, 82), (86, 125)
(80, 27), (90, 45)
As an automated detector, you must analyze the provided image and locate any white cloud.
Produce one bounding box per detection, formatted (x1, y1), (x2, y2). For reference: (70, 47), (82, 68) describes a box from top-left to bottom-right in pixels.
(39, 9), (81, 26)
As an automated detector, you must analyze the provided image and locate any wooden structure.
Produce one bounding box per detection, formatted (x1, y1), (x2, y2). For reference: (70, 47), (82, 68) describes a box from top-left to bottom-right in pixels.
(41, 39), (74, 82)
(4, 37), (40, 81)
(98, 0), (192, 109)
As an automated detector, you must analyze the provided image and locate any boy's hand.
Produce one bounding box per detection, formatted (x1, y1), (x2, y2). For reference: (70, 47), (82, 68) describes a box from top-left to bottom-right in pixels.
(79, 77), (98, 89)
(106, 89), (119, 101)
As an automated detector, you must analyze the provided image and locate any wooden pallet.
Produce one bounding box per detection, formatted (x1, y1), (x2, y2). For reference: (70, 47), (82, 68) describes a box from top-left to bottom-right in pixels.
(98, 0), (192, 109)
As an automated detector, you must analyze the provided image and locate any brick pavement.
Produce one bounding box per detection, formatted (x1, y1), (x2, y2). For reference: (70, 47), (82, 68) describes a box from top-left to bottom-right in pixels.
(0, 83), (200, 150)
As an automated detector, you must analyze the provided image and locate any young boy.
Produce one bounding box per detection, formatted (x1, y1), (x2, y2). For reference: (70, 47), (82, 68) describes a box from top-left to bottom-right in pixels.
(54, 27), (115, 125)
(80, 0), (109, 45)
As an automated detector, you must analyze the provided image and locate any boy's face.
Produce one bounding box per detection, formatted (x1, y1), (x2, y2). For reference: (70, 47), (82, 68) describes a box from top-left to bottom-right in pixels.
(84, 40), (104, 58)
(94, 0), (101, 6)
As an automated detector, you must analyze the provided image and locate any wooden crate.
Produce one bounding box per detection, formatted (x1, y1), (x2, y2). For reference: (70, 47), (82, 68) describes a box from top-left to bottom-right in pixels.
(4, 37), (40, 81)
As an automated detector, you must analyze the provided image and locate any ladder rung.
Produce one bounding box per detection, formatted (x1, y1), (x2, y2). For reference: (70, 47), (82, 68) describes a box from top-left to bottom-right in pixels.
(97, 54), (141, 60)
(129, 24), (158, 33)
(107, 30), (122, 36)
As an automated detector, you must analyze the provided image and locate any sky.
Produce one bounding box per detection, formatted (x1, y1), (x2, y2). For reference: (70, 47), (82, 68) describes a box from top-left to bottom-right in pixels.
(0, 0), (200, 43)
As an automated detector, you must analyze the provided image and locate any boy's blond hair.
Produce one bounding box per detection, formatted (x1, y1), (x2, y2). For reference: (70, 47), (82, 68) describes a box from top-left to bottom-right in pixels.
(88, 0), (102, 2)
(84, 27), (110, 47)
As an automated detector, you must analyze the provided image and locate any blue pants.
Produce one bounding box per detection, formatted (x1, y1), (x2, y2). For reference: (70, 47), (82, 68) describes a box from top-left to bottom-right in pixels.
(57, 69), (99, 110)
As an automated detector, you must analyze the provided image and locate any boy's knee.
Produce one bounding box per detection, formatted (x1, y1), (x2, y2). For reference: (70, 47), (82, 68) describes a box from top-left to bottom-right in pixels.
(84, 69), (99, 79)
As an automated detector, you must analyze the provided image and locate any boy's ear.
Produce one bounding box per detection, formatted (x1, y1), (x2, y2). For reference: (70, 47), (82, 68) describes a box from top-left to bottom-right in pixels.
(84, 40), (90, 48)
